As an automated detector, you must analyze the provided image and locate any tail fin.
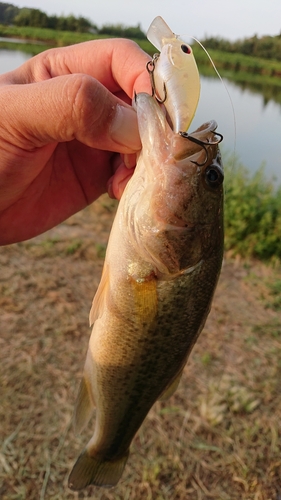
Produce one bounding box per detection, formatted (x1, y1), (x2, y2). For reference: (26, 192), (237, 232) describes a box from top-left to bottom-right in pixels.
(68, 448), (129, 491)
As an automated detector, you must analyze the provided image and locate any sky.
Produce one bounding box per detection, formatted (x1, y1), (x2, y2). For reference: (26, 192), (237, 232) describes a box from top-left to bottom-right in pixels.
(12, 0), (281, 41)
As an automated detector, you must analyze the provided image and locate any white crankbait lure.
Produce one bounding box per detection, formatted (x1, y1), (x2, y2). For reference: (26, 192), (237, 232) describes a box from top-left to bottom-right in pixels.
(147, 16), (200, 133)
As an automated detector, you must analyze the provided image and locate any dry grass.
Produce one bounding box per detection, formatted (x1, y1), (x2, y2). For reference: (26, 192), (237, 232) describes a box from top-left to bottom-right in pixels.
(0, 195), (280, 500)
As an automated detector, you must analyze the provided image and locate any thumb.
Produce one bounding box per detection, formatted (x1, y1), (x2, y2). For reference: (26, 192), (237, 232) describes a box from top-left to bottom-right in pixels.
(0, 74), (141, 153)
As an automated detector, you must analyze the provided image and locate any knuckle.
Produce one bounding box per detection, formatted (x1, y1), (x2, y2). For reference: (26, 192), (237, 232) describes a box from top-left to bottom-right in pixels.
(69, 74), (111, 139)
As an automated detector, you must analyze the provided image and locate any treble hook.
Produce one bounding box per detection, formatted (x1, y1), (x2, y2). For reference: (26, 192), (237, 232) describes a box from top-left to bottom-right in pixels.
(146, 55), (167, 104)
(179, 130), (223, 166)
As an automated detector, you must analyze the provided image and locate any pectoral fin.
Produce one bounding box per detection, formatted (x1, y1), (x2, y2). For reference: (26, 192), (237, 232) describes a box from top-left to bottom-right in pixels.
(89, 263), (109, 327)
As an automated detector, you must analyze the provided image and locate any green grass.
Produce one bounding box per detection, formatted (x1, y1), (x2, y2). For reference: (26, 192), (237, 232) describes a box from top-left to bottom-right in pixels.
(252, 319), (281, 338)
(0, 24), (155, 54)
(224, 158), (281, 261)
(265, 279), (281, 310)
(193, 45), (281, 80)
(3, 23), (281, 81)
(0, 24), (104, 44)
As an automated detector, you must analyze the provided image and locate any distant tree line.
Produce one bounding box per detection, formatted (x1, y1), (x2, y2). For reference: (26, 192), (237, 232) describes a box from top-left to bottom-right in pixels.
(0, 2), (94, 32)
(0, 1), (17, 24)
(15, 9), (93, 32)
(2, 1), (280, 55)
(98, 23), (145, 39)
(0, 2), (146, 38)
(201, 34), (281, 62)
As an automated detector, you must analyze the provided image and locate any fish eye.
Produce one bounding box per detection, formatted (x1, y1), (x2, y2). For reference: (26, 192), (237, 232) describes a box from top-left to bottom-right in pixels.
(204, 165), (224, 189)
(181, 44), (191, 54)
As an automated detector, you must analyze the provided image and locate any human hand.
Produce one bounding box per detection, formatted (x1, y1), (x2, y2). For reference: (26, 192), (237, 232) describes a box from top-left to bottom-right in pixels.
(0, 39), (151, 245)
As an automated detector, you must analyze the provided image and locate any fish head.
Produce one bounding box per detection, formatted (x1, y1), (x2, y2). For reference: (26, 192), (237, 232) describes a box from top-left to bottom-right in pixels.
(134, 93), (223, 277)
(167, 122), (224, 273)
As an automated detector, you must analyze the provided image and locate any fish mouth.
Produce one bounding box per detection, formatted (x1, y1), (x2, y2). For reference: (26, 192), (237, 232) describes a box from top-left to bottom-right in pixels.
(172, 120), (222, 163)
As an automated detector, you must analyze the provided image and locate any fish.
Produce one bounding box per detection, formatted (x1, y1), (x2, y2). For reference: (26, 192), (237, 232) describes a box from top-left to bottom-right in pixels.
(68, 96), (224, 490)
(147, 16), (200, 133)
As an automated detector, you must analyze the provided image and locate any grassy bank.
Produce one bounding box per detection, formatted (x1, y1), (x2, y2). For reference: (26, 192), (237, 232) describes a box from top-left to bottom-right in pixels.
(224, 160), (281, 262)
(193, 45), (281, 77)
(0, 24), (154, 54)
(2, 24), (281, 80)
(1, 196), (280, 500)
(0, 24), (101, 44)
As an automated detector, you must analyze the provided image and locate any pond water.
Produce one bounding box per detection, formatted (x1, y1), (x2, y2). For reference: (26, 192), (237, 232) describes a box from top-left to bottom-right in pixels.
(0, 49), (31, 72)
(192, 76), (281, 182)
(1, 49), (281, 182)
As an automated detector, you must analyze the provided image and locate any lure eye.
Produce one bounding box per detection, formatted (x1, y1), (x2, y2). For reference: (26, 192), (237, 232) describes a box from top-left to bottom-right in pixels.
(204, 165), (224, 189)
(181, 44), (191, 54)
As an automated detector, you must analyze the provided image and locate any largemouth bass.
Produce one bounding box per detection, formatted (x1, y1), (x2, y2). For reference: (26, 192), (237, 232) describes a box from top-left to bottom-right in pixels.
(147, 16), (200, 132)
(68, 91), (224, 489)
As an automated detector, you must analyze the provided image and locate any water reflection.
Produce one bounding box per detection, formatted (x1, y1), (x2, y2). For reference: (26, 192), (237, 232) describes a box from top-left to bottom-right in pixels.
(192, 75), (281, 181)
(230, 79), (281, 108)
(0, 37), (27, 44)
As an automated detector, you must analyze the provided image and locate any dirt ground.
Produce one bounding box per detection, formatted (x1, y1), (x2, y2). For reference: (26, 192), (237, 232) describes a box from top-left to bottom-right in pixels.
(0, 195), (280, 500)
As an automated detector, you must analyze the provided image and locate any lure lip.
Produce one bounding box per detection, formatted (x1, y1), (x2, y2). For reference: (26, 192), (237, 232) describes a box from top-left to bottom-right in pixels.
(147, 16), (174, 51)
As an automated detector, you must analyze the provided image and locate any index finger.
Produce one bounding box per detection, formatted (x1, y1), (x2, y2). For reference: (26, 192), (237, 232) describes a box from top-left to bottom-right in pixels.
(7, 39), (152, 97)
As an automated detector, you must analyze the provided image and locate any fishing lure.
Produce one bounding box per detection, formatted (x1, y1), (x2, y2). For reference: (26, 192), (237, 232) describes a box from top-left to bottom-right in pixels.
(147, 16), (200, 133)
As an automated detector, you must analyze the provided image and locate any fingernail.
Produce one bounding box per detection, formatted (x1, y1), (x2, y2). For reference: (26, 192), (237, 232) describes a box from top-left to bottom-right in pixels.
(110, 104), (141, 151)
(107, 178), (115, 199)
(123, 153), (137, 169)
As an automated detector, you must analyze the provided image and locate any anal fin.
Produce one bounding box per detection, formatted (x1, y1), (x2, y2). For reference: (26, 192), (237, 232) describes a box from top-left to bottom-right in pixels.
(158, 369), (183, 401)
(73, 372), (95, 435)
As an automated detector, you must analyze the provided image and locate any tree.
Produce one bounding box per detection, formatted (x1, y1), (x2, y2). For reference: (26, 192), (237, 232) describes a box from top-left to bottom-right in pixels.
(0, 2), (19, 24)
(14, 8), (48, 28)
(98, 22), (146, 39)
